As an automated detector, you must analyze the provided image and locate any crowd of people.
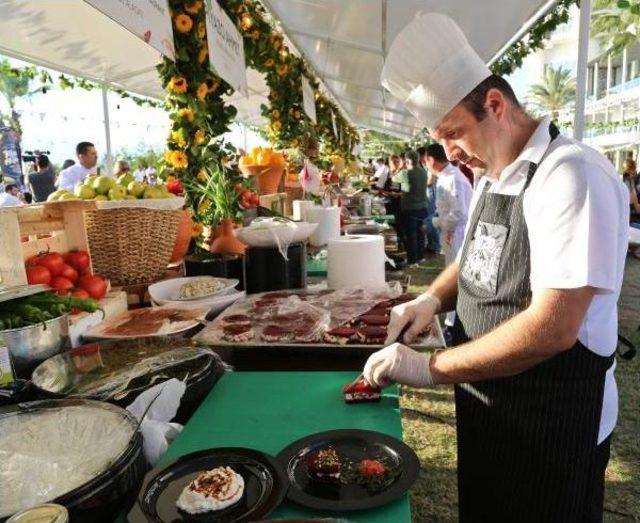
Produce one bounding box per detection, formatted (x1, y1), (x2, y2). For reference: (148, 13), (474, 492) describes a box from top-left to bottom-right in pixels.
(0, 141), (160, 206)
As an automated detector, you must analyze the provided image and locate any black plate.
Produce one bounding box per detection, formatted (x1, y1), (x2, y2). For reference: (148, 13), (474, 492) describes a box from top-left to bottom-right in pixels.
(276, 429), (420, 512)
(127, 448), (288, 522)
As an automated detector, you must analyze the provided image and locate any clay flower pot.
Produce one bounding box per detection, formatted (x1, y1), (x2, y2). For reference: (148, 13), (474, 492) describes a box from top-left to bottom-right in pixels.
(210, 218), (246, 255)
(170, 209), (192, 263)
(239, 164), (285, 195)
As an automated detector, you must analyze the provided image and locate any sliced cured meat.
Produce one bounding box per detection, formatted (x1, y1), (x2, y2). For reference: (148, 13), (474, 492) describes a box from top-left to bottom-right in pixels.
(342, 377), (382, 403)
(357, 315), (390, 326)
(324, 326), (356, 345)
(221, 314), (251, 325)
(356, 326), (387, 344)
(262, 291), (294, 299)
(261, 325), (295, 342)
(222, 324), (254, 343)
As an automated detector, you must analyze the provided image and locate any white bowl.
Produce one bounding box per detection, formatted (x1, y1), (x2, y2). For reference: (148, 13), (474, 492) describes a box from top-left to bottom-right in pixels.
(150, 290), (245, 315)
(236, 221), (318, 248)
(149, 277), (239, 304)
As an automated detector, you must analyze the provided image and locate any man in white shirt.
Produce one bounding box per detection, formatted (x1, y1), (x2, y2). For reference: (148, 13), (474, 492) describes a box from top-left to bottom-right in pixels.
(56, 141), (98, 191)
(0, 183), (22, 206)
(368, 12), (629, 522)
(424, 143), (473, 328)
(372, 157), (389, 190)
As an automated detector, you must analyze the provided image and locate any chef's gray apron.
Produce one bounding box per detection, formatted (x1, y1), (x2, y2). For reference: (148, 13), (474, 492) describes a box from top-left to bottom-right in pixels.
(453, 124), (614, 522)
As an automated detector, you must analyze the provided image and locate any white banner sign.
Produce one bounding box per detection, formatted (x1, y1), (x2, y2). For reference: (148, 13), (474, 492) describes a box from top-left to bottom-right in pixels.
(206, 0), (248, 96)
(84, 0), (175, 60)
(302, 77), (317, 123)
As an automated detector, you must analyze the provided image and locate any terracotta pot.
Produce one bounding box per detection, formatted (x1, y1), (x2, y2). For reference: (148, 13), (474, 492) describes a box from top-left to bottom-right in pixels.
(170, 210), (192, 263)
(239, 164), (285, 195)
(210, 218), (246, 255)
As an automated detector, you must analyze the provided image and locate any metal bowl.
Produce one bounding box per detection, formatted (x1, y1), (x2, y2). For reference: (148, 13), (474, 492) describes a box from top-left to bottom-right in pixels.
(1, 315), (69, 378)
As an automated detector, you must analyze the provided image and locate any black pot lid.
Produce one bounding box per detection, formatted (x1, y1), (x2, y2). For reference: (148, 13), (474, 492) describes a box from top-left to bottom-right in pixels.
(277, 429), (420, 512)
(0, 399), (138, 519)
(31, 338), (225, 401)
(128, 447), (288, 523)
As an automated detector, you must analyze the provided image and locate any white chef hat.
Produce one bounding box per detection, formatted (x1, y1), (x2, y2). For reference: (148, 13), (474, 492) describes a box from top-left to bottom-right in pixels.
(381, 12), (491, 129)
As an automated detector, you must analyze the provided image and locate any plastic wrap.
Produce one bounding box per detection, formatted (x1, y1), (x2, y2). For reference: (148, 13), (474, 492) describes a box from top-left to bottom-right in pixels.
(32, 338), (229, 401)
(0, 400), (137, 517)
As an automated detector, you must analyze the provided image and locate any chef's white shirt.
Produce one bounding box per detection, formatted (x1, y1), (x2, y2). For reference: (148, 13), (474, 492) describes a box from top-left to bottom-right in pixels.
(458, 117), (629, 444)
(0, 192), (22, 207)
(373, 165), (389, 190)
(434, 163), (473, 236)
(56, 164), (96, 190)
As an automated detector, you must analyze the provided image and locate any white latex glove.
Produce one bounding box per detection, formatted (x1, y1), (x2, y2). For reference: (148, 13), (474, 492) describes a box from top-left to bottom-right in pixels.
(432, 217), (441, 229)
(363, 342), (433, 388)
(385, 293), (440, 345)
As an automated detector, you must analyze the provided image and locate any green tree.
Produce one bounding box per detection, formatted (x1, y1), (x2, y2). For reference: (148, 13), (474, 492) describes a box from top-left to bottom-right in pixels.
(528, 65), (576, 120)
(0, 59), (43, 136)
(591, 0), (640, 57)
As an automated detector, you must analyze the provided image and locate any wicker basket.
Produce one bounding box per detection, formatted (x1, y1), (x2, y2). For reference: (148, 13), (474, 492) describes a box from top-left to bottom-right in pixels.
(84, 207), (181, 286)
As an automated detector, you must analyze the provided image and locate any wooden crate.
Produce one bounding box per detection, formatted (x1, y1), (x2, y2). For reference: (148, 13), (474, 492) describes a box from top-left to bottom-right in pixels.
(0, 200), (97, 288)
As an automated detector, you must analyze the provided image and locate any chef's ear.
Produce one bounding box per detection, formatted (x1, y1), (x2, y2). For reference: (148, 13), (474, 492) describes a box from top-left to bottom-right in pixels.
(484, 88), (508, 120)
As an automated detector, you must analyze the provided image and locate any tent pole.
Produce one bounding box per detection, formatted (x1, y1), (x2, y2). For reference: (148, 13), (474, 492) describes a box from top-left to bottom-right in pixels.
(101, 84), (113, 174)
(574, 0), (591, 142)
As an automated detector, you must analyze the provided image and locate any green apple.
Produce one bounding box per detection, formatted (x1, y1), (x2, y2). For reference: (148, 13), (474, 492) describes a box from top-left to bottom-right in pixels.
(108, 185), (127, 200)
(117, 173), (135, 187)
(92, 175), (116, 195)
(124, 194), (137, 200)
(143, 186), (161, 199)
(74, 183), (95, 200)
(127, 181), (145, 198)
(94, 195), (109, 201)
(47, 190), (66, 202)
(58, 192), (77, 200)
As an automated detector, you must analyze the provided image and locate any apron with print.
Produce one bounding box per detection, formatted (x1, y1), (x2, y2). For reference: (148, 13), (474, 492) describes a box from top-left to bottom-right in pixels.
(453, 124), (614, 522)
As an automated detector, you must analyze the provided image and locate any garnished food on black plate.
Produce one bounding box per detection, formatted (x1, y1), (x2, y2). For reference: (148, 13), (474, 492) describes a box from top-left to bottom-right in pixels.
(176, 466), (245, 514)
(342, 377), (381, 403)
(341, 457), (402, 494)
(304, 447), (342, 483)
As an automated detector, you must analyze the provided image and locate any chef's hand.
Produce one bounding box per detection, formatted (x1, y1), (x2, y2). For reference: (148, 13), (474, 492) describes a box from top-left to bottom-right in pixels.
(363, 343), (433, 388)
(385, 293), (440, 345)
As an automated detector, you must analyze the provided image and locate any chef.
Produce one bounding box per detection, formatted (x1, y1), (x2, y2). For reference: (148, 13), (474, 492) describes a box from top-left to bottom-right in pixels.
(425, 142), (473, 331)
(364, 12), (629, 522)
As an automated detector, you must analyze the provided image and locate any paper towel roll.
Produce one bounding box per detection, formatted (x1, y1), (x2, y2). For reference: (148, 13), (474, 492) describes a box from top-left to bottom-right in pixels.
(327, 235), (386, 289)
(293, 200), (314, 221)
(306, 206), (340, 247)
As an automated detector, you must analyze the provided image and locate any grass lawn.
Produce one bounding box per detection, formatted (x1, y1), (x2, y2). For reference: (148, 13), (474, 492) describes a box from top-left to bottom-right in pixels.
(401, 254), (640, 522)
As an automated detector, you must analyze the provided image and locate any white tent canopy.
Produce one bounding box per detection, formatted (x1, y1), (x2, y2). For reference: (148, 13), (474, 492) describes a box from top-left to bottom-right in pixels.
(0, 0), (562, 139)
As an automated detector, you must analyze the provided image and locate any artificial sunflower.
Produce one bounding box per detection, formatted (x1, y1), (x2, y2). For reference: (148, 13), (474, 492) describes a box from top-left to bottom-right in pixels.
(174, 13), (193, 33)
(264, 58), (275, 68)
(197, 22), (206, 40)
(164, 149), (173, 163)
(197, 46), (208, 64)
(271, 121), (282, 132)
(169, 150), (189, 169)
(271, 109), (280, 119)
(196, 83), (209, 100)
(177, 108), (194, 122)
(197, 169), (207, 181)
(240, 13), (253, 31)
(206, 78), (220, 93)
(276, 64), (288, 76)
(194, 129), (206, 144)
(168, 76), (188, 94)
(198, 199), (211, 214)
(191, 222), (204, 238)
(250, 29), (260, 40)
(185, 0), (203, 14)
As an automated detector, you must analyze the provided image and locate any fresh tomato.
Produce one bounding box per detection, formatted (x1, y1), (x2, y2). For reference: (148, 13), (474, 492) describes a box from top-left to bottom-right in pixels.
(64, 250), (91, 272)
(250, 193), (260, 205)
(234, 183), (244, 193)
(26, 265), (52, 285)
(31, 251), (64, 276)
(358, 459), (386, 477)
(58, 263), (79, 284)
(71, 288), (90, 299)
(241, 190), (253, 200)
(240, 199), (252, 209)
(78, 274), (107, 300)
(50, 276), (74, 293)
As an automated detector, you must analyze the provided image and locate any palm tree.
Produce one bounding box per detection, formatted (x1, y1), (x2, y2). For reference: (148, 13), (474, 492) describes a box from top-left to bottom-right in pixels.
(528, 65), (576, 120)
(591, 0), (640, 57)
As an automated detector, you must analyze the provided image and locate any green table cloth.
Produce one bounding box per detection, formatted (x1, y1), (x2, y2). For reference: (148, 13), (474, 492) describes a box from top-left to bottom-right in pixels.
(162, 371), (412, 522)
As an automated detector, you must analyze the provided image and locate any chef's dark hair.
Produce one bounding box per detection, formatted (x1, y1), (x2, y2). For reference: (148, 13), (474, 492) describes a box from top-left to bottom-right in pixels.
(404, 150), (420, 166)
(425, 143), (448, 163)
(460, 75), (520, 121)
